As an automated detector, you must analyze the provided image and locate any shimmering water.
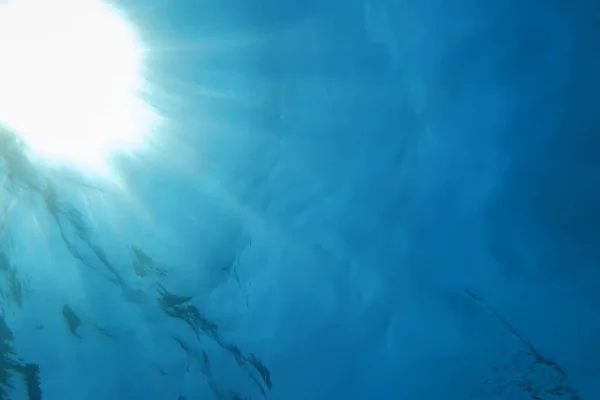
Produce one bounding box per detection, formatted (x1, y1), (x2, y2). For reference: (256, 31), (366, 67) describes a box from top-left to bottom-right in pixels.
(1, 0), (599, 399)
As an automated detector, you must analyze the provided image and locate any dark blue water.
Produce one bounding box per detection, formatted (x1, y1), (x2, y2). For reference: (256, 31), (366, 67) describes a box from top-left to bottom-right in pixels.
(1, 0), (599, 398)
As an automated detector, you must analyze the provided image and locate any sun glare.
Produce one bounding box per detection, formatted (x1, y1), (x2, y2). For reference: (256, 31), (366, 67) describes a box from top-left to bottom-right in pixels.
(0, 0), (156, 176)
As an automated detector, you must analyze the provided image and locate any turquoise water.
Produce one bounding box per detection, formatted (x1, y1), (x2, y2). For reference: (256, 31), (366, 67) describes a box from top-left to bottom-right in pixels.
(1, 0), (600, 399)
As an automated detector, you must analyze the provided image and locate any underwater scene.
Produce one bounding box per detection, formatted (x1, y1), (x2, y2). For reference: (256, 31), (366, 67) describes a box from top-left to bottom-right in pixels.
(0, 0), (599, 398)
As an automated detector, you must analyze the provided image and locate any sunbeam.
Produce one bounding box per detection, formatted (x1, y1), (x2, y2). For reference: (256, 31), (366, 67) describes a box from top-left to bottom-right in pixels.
(0, 0), (158, 176)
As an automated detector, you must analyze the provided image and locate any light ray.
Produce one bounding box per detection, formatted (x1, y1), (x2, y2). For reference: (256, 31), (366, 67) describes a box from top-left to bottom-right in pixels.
(0, 0), (159, 177)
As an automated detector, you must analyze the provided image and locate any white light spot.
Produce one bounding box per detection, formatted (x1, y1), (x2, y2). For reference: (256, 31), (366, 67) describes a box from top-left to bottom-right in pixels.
(0, 0), (156, 175)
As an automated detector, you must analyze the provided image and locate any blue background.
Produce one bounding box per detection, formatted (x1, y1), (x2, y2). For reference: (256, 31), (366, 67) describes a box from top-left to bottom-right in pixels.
(2, 0), (600, 398)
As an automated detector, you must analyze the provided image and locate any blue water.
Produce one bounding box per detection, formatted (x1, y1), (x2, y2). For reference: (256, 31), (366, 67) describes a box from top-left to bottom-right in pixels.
(1, 0), (600, 398)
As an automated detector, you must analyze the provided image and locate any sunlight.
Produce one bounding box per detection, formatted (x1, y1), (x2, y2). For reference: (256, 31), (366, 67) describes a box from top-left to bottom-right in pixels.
(0, 0), (157, 176)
